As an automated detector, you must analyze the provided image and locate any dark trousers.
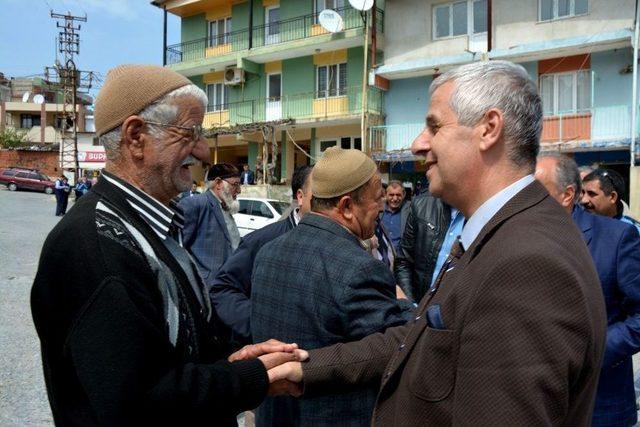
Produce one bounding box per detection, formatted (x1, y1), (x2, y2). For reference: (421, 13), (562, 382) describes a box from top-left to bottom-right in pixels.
(55, 190), (69, 215)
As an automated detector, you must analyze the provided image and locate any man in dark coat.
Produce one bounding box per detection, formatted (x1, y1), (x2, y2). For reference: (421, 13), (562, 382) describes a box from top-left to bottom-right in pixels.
(266, 60), (606, 426)
(179, 163), (242, 288)
(240, 164), (255, 185)
(31, 64), (297, 426)
(536, 153), (640, 427)
(210, 165), (313, 346)
(251, 147), (414, 426)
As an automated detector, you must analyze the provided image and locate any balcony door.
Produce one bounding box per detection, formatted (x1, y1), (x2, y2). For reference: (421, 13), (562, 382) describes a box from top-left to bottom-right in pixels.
(266, 73), (282, 121)
(265, 6), (280, 45)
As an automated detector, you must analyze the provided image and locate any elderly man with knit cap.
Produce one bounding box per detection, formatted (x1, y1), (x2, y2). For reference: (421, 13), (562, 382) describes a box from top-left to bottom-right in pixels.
(30, 64), (299, 426)
(179, 163), (242, 288)
(250, 147), (414, 427)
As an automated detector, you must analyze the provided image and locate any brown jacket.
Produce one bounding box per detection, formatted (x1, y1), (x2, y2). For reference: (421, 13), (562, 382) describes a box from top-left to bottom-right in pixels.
(303, 181), (607, 426)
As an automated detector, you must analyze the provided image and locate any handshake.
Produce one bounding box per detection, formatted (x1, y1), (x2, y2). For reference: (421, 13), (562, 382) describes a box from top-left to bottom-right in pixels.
(228, 339), (308, 396)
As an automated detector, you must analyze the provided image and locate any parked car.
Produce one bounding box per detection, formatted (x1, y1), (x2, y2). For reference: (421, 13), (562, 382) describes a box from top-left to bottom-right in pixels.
(0, 167), (56, 194)
(233, 197), (291, 237)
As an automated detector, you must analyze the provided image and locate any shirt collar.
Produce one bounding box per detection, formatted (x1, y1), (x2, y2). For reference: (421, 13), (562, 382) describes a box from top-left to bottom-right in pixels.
(101, 170), (184, 240)
(460, 174), (535, 250)
(293, 207), (301, 225)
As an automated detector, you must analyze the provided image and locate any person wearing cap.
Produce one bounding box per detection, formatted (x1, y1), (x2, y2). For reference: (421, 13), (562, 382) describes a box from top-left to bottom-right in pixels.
(250, 147), (414, 427)
(265, 61), (606, 426)
(31, 64), (299, 426)
(179, 163), (242, 288)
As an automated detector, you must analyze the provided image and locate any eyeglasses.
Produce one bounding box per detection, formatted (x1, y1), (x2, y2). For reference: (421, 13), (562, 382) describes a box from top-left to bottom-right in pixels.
(222, 179), (241, 189)
(144, 120), (204, 142)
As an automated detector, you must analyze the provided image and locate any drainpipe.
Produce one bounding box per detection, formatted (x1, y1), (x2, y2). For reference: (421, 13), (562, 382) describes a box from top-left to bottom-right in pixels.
(248, 0), (254, 50)
(371, 0), (377, 67)
(162, 5), (167, 66)
(487, 0), (492, 52)
(631, 0), (639, 168)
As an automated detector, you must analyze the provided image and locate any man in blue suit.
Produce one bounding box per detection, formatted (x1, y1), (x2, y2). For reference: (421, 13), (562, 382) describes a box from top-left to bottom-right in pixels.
(240, 164), (255, 185)
(210, 165), (313, 347)
(536, 153), (640, 427)
(179, 163), (242, 288)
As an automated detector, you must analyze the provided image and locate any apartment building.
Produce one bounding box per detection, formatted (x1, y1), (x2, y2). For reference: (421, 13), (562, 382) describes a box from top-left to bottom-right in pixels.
(370, 0), (638, 198)
(153, 0), (387, 183)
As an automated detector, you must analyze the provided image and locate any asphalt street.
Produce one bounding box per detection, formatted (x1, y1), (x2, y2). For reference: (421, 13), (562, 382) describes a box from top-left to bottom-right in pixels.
(0, 187), (64, 426)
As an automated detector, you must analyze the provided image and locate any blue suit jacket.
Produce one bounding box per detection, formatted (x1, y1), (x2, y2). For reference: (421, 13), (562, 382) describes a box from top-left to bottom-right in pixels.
(573, 206), (640, 427)
(179, 191), (233, 287)
(251, 213), (414, 426)
(240, 170), (254, 185)
(210, 210), (296, 345)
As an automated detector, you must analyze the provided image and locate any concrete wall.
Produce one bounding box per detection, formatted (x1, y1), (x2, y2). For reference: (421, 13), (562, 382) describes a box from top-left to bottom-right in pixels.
(383, 0), (634, 67)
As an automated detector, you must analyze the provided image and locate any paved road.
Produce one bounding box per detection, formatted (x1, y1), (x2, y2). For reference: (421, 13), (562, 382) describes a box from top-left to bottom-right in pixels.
(0, 188), (68, 426)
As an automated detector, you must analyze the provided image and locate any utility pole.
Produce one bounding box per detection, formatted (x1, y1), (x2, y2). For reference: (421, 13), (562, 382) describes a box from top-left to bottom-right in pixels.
(45, 11), (93, 183)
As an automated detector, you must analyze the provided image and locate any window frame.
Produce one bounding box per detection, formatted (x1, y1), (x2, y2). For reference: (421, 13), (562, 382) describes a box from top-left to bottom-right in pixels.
(432, 0), (487, 41)
(207, 16), (232, 47)
(205, 82), (229, 112)
(539, 69), (592, 116)
(315, 62), (347, 99)
(314, 0), (345, 23)
(538, 0), (588, 22)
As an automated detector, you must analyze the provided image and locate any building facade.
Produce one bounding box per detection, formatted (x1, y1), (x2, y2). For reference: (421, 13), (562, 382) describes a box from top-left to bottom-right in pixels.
(370, 0), (638, 205)
(154, 0), (387, 184)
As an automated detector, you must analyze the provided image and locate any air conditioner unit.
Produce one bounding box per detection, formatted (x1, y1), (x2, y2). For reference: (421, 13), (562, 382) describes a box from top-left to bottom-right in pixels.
(224, 68), (245, 85)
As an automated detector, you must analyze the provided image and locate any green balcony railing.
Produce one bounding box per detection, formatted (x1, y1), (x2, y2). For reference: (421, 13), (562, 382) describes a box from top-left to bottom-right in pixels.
(203, 86), (384, 128)
(166, 7), (384, 65)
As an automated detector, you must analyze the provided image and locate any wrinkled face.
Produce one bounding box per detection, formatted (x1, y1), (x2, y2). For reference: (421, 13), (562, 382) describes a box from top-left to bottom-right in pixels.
(144, 96), (209, 202)
(581, 179), (617, 217)
(385, 185), (405, 210)
(411, 81), (477, 207)
(352, 174), (385, 240)
(217, 177), (241, 201)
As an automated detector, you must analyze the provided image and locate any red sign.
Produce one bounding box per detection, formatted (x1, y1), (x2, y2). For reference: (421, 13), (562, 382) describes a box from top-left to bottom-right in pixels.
(78, 151), (106, 162)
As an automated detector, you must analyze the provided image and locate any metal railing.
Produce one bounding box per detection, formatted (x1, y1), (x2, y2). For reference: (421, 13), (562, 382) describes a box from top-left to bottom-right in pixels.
(166, 7), (384, 65)
(203, 86), (384, 127)
(370, 105), (640, 154)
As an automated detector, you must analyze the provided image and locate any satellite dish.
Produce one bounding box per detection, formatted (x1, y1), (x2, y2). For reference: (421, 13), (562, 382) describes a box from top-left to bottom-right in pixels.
(318, 9), (344, 33)
(33, 94), (45, 105)
(348, 0), (374, 11)
(22, 92), (31, 103)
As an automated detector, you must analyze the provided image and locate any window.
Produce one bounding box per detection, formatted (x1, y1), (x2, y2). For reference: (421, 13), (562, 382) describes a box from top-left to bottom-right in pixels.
(315, 0), (345, 22)
(20, 114), (40, 128)
(320, 137), (361, 154)
(206, 83), (229, 112)
(208, 17), (232, 47)
(539, 70), (591, 116)
(433, 0), (486, 40)
(316, 63), (347, 98)
(268, 74), (281, 100)
(238, 199), (250, 214)
(539, 0), (587, 21)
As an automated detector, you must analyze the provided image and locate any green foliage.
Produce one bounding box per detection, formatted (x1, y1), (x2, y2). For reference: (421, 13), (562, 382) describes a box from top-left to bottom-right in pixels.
(0, 128), (30, 149)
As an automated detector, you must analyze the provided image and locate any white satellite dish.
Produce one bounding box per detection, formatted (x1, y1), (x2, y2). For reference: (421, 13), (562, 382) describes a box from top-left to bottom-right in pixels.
(22, 92), (31, 103)
(33, 94), (45, 105)
(348, 0), (374, 11)
(318, 9), (344, 33)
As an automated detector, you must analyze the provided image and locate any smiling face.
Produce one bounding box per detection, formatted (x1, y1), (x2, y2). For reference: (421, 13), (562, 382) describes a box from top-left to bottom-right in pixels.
(143, 96), (209, 203)
(411, 81), (478, 210)
(385, 184), (404, 211)
(351, 174), (385, 240)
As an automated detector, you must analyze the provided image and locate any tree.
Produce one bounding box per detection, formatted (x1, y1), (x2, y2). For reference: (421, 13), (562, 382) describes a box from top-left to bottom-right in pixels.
(0, 128), (30, 149)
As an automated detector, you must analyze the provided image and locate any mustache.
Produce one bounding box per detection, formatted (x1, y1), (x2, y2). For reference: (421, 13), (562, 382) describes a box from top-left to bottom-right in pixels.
(182, 155), (199, 167)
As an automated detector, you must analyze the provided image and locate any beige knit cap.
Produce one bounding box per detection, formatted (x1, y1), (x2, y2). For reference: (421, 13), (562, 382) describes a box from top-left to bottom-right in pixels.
(94, 64), (192, 136)
(312, 147), (377, 198)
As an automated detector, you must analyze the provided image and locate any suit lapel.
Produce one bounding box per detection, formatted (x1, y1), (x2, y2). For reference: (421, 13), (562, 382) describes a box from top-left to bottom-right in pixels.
(206, 191), (231, 243)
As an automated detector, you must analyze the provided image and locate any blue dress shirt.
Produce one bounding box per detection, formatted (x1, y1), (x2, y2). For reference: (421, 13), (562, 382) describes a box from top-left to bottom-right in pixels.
(429, 208), (464, 288)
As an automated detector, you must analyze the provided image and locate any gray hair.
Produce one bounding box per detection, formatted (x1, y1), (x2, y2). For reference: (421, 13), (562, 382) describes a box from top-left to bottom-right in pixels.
(100, 84), (207, 161)
(538, 152), (581, 203)
(430, 60), (542, 169)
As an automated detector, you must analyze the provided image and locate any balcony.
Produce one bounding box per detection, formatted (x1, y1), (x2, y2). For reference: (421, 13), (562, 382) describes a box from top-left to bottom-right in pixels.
(167, 6), (384, 72)
(370, 104), (640, 160)
(203, 86), (383, 129)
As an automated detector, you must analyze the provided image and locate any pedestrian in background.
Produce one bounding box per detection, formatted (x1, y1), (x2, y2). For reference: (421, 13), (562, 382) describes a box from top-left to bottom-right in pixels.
(54, 175), (70, 216)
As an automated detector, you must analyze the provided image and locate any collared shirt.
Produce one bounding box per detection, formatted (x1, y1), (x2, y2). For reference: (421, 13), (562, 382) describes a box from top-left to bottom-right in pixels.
(429, 208), (464, 288)
(461, 174), (535, 250)
(101, 170), (185, 244)
(293, 207), (301, 225)
(381, 203), (404, 250)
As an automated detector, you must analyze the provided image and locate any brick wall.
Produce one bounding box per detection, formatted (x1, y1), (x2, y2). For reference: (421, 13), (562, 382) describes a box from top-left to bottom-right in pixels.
(0, 150), (59, 177)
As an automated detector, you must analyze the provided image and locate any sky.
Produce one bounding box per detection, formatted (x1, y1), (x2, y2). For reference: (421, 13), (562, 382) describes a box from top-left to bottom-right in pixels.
(0, 0), (181, 97)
